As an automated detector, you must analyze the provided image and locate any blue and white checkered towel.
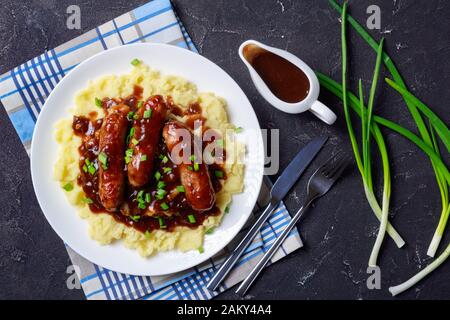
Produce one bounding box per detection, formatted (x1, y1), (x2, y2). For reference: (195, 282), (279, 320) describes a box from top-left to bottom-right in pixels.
(0, 0), (302, 300)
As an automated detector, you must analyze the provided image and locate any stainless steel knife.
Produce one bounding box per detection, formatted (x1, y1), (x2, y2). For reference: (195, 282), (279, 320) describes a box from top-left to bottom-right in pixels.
(206, 136), (327, 291)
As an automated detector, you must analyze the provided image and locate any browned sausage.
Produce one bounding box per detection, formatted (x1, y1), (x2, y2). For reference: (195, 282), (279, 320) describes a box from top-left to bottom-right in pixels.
(127, 95), (167, 187)
(163, 120), (215, 211)
(98, 104), (129, 211)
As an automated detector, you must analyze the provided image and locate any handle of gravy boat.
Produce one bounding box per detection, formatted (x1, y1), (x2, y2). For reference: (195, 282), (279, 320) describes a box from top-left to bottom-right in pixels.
(309, 100), (337, 125)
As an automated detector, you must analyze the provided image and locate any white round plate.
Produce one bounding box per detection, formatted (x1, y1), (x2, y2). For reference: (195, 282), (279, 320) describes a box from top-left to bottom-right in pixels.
(31, 43), (264, 276)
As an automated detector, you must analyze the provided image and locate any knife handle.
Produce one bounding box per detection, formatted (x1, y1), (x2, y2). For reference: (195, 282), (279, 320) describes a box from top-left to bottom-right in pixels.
(235, 202), (310, 296)
(206, 201), (278, 292)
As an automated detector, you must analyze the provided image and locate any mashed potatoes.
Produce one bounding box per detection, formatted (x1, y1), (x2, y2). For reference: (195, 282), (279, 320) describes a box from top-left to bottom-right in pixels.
(54, 63), (244, 257)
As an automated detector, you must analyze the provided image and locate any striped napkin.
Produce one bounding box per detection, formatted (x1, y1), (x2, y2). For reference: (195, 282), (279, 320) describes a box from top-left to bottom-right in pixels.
(0, 0), (302, 300)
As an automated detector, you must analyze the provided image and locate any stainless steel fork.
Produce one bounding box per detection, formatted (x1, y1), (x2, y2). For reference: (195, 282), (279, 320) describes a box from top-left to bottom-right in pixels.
(235, 152), (352, 296)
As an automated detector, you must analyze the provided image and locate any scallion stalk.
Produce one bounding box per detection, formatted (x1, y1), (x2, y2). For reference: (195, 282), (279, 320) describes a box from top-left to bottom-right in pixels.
(341, 3), (399, 261)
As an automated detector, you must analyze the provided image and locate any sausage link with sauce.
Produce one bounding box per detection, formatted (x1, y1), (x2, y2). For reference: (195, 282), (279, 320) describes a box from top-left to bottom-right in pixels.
(162, 121), (216, 211)
(98, 104), (130, 211)
(127, 95), (167, 187)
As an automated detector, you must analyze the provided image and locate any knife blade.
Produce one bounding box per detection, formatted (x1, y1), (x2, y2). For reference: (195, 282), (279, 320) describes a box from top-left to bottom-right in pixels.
(271, 136), (328, 202)
(206, 136), (327, 291)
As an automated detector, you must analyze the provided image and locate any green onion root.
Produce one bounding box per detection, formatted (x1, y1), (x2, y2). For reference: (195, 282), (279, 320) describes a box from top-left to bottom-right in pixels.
(389, 242), (450, 296)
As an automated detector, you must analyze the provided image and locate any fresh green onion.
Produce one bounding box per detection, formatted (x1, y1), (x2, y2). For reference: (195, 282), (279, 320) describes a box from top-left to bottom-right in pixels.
(235, 127), (243, 133)
(187, 214), (196, 224)
(131, 138), (139, 146)
(161, 155), (169, 164)
(187, 166), (193, 171)
(341, 4), (394, 264)
(82, 164), (88, 173)
(130, 58), (140, 66)
(145, 193), (151, 203)
(145, 230), (151, 239)
(63, 182), (73, 192)
(193, 163), (200, 171)
(133, 113), (139, 120)
(143, 109), (152, 119)
(189, 155), (196, 162)
(198, 246), (204, 254)
(214, 170), (223, 178)
(137, 100), (143, 108)
(205, 228), (215, 235)
(225, 206), (230, 213)
(176, 185), (185, 193)
(154, 171), (161, 181)
(163, 167), (172, 174)
(141, 154), (147, 162)
(95, 97), (102, 108)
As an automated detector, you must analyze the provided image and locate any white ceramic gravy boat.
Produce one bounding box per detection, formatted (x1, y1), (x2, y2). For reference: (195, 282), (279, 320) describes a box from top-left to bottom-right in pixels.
(238, 40), (337, 125)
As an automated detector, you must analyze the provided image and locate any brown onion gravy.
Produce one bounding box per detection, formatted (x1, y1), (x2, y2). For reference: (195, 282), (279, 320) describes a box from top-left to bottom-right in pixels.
(72, 85), (227, 233)
(243, 44), (310, 103)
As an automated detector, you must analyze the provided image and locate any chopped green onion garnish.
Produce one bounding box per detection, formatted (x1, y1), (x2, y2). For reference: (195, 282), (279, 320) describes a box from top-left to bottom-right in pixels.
(137, 190), (144, 200)
(127, 111), (135, 120)
(88, 165), (96, 175)
(145, 230), (151, 239)
(145, 193), (151, 203)
(130, 58), (141, 66)
(154, 171), (161, 181)
(160, 202), (169, 210)
(235, 127), (243, 133)
(205, 228), (215, 235)
(225, 206), (230, 213)
(198, 246), (204, 254)
(130, 215), (141, 222)
(125, 149), (133, 157)
(187, 165), (193, 171)
(85, 158), (91, 166)
(189, 155), (196, 162)
(138, 202), (146, 210)
(137, 100), (143, 108)
(187, 214), (196, 224)
(98, 152), (108, 170)
(163, 167), (172, 174)
(133, 113), (139, 120)
(141, 154), (147, 162)
(214, 170), (223, 178)
(63, 182), (73, 192)
(132, 138), (139, 146)
(193, 163), (200, 171)
(95, 97), (102, 108)
(176, 185), (185, 193)
(130, 127), (135, 137)
(161, 155), (169, 164)
(125, 156), (131, 164)
(82, 197), (93, 204)
(82, 164), (88, 173)
(156, 189), (167, 197)
(143, 109), (152, 119)
(158, 216), (166, 228)
(157, 181), (166, 189)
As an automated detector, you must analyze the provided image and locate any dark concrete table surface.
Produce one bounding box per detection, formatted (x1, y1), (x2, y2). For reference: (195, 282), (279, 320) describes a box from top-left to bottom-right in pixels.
(1, 0), (449, 300)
